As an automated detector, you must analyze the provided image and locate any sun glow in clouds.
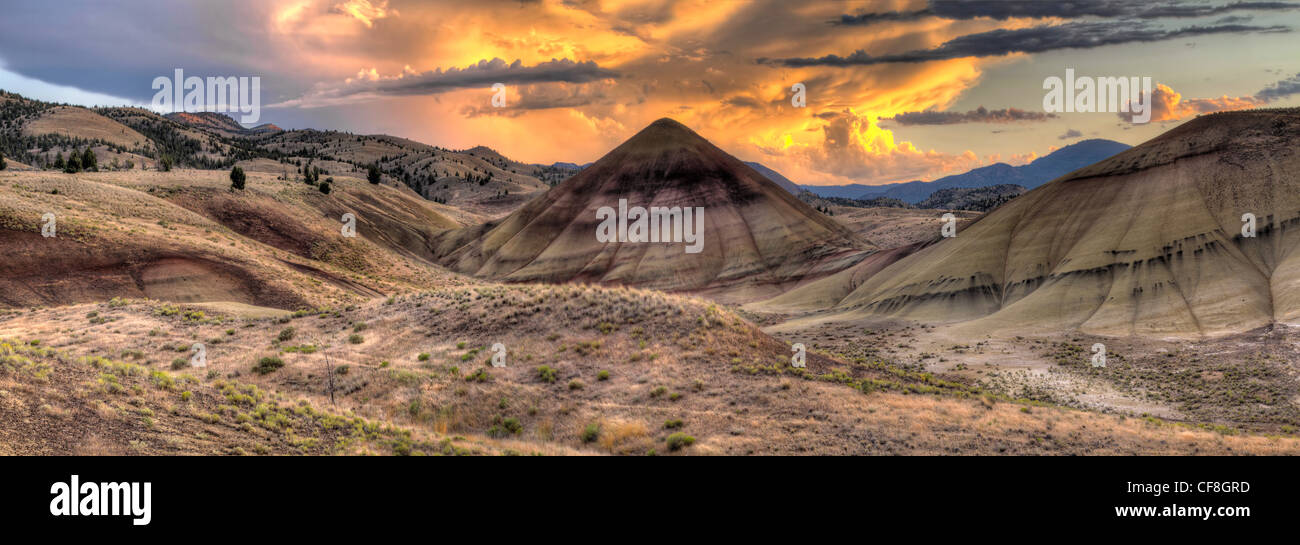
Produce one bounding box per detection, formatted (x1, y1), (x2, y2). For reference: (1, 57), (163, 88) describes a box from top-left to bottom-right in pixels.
(332, 0), (396, 27)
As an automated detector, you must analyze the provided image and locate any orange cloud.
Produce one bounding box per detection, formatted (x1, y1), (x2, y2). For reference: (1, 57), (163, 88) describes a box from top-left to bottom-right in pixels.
(754, 109), (986, 184)
(1130, 83), (1263, 123)
(262, 0), (1030, 183)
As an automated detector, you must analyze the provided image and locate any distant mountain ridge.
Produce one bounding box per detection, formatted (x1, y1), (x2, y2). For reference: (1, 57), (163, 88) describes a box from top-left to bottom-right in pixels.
(743, 162), (802, 194)
(547, 161), (592, 170)
(164, 111), (282, 136)
(802, 139), (1131, 204)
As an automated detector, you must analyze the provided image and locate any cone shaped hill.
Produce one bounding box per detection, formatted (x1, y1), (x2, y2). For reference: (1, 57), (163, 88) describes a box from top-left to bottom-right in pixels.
(430, 118), (874, 301)
(788, 109), (1300, 338)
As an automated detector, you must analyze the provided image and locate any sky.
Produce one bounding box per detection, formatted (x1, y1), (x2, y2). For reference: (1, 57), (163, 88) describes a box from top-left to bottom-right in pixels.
(2, 0), (1299, 187)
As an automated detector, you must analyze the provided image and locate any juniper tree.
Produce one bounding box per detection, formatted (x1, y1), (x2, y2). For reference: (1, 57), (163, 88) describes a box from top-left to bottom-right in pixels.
(230, 166), (246, 190)
(65, 152), (81, 173)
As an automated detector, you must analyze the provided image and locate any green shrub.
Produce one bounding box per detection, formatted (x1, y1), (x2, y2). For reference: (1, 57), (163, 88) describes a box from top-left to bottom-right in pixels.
(536, 365), (557, 383)
(502, 417), (522, 434)
(277, 327), (295, 342)
(252, 357), (285, 375)
(666, 432), (696, 451)
(581, 423), (600, 443)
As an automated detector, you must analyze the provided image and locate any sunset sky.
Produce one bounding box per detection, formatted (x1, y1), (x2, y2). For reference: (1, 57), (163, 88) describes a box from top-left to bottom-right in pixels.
(3, 0), (1300, 186)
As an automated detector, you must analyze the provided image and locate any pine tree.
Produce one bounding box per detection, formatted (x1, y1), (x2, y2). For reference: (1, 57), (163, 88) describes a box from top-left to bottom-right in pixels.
(82, 148), (97, 171)
(367, 164), (381, 185)
(0, 152), (6, 171)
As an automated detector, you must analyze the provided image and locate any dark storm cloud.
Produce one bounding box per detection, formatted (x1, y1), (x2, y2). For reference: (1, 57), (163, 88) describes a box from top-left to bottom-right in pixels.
(1255, 72), (1300, 100)
(764, 22), (1289, 67)
(362, 59), (616, 96)
(722, 95), (764, 109)
(1213, 15), (1255, 23)
(889, 106), (1056, 125)
(1059, 128), (1083, 140)
(835, 10), (933, 25)
(284, 58), (619, 107)
(457, 81), (616, 118)
(0, 0), (284, 101)
(834, 1), (1300, 26)
(1136, 1), (1299, 18)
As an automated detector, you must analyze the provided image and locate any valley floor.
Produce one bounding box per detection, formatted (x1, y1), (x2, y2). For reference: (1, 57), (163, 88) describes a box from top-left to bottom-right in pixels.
(4, 292), (1299, 455)
(756, 309), (1300, 441)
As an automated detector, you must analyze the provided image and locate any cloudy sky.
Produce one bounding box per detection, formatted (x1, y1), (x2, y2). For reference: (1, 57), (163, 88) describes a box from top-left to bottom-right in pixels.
(2, 0), (1299, 186)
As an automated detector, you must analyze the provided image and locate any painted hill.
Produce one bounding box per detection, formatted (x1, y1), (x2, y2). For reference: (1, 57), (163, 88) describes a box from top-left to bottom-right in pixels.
(431, 118), (874, 302)
(830, 109), (1300, 337)
(0, 167), (465, 310)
